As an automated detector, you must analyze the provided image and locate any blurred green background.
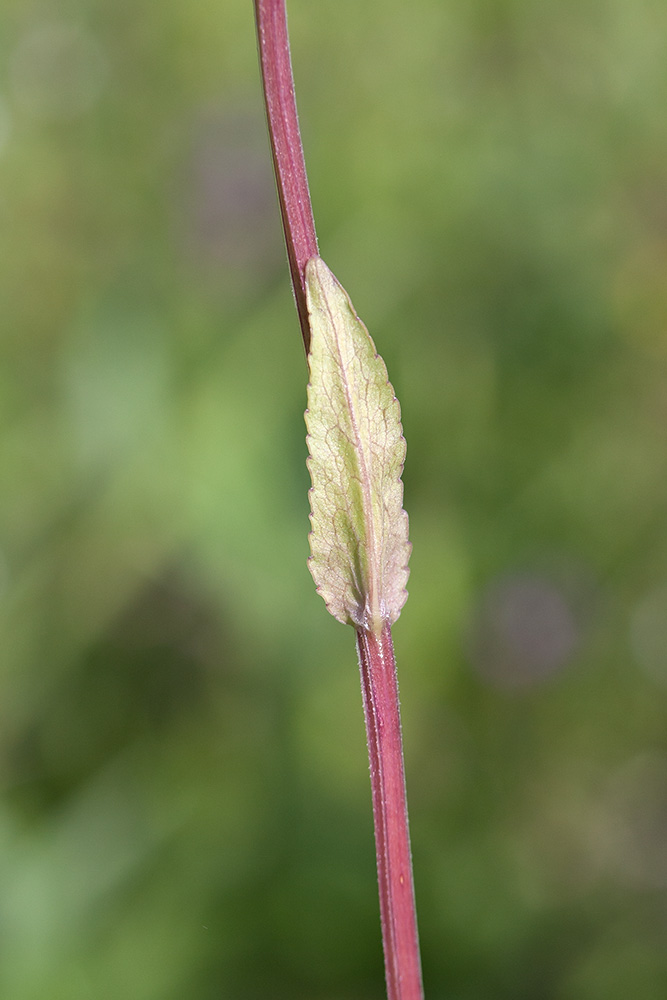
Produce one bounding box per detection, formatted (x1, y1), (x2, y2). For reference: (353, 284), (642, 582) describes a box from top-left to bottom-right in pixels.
(1, 0), (667, 997)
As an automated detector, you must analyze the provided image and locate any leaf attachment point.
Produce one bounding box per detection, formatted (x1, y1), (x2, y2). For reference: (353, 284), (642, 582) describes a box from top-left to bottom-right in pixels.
(305, 257), (410, 634)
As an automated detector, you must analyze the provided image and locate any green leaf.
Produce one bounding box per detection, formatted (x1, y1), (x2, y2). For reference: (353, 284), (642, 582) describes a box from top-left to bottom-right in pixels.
(305, 256), (410, 632)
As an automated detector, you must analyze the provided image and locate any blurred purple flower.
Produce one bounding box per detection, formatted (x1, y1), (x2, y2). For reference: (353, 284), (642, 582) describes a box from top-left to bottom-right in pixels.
(468, 571), (580, 689)
(180, 104), (282, 279)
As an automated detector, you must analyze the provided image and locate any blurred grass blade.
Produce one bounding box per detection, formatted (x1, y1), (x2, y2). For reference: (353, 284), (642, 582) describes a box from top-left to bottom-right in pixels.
(305, 257), (410, 633)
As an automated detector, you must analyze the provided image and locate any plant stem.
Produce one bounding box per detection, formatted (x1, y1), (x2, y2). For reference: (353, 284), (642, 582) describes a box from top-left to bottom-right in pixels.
(357, 624), (424, 1000)
(254, 3), (423, 996)
(254, 0), (319, 352)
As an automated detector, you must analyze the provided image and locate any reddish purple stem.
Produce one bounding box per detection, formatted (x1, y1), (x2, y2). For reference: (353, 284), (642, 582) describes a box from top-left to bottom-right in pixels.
(254, 0), (318, 352)
(357, 625), (424, 1000)
(254, 3), (423, 996)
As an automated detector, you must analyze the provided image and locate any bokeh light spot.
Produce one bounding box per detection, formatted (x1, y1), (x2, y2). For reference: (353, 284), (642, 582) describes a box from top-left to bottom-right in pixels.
(600, 753), (667, 889)
(9, 23), (106, 120)
(0, 97), (11, 155)
(630, 583), (667, 690)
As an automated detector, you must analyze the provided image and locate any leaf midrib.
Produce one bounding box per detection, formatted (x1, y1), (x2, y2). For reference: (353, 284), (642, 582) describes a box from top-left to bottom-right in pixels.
(321, 288), (380, 629)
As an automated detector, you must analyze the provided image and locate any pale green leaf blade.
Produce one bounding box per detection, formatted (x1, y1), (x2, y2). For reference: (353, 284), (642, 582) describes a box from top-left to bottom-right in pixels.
(304, 256), (410, 632)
